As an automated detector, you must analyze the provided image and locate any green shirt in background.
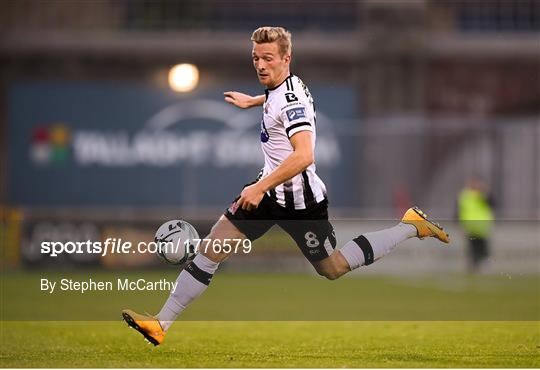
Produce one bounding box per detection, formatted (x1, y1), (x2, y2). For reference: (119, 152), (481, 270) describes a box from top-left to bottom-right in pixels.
(458, 188), (494, 238)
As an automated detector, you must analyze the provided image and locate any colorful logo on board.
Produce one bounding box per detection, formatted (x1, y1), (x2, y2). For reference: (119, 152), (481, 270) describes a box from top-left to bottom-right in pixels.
(30, 124), (70, 166)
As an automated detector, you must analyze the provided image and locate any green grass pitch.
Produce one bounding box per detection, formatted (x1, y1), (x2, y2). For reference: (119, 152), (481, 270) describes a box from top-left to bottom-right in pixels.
(1, 321), (538, 367)
(1, 271), (539, 367)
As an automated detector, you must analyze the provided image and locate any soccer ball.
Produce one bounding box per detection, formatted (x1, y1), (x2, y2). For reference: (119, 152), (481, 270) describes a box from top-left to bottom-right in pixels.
(154, 220), (199, 265)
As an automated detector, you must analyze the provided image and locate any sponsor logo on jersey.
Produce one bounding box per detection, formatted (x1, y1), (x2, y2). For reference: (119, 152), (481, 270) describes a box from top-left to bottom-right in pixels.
(260, 130), (269, 143)
(286, 107), (306, 122)
(281, 101), (302, 111)
(260, 118), (270, 142)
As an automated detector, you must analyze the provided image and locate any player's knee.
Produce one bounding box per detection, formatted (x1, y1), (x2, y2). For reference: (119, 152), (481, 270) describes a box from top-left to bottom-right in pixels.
(315, 267), (341, 281)
(322, 270), (340, 280)
(313, 252), (347, 280)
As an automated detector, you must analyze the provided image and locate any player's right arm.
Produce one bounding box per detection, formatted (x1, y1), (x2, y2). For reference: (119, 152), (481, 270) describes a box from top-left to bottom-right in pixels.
(224, 91), (265, 109)
(236, 131), (314, 211)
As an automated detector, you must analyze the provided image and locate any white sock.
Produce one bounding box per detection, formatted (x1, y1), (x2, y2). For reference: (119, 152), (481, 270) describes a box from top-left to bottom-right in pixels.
(339, 222), (417, 270)
(156, 253), (219, 331)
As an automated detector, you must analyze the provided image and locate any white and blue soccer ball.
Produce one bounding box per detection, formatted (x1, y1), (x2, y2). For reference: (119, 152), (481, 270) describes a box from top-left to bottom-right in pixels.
(154, 220), (199, 265)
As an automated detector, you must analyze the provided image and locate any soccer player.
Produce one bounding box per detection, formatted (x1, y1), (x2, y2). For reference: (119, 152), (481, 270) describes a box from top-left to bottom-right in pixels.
(122, 26), (449, 345)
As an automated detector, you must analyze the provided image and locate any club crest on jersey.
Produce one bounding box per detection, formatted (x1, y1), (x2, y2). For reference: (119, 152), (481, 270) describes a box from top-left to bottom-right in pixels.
(260, 130), (269, 142)
(286, 107), (306, 122)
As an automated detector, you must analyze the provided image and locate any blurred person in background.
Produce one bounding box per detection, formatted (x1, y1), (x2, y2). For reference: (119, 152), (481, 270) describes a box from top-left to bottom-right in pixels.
(457, 175), (495, 273)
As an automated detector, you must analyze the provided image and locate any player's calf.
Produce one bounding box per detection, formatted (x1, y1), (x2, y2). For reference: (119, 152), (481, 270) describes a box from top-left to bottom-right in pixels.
(338, 207), (449, 271)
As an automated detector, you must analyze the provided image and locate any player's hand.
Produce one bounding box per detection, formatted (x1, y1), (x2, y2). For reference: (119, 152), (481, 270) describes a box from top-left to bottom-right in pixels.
(237, 183), (265, 211)
(223, 91), (257, 109)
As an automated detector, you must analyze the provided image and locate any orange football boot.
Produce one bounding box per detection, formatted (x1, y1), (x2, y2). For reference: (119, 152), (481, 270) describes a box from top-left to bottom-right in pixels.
(402, 206), (450, 244)
(122, 309), (165, 346)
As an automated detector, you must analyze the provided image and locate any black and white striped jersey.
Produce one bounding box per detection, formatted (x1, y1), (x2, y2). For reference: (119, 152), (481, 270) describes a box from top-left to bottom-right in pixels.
(259, 74), (327, 210)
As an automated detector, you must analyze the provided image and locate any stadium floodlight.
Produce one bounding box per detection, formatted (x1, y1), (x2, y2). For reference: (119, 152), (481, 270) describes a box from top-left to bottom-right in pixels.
(168, 63), (199, 92)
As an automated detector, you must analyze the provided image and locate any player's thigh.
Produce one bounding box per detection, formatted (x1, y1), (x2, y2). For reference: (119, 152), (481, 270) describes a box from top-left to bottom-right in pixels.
(223, 193), (276, 244)
(200, 215), (247, 263)
(279, 217), (337, 263)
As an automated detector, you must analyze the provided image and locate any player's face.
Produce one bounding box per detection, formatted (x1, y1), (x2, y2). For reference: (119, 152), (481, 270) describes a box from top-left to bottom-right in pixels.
(252, 42), (290, 89)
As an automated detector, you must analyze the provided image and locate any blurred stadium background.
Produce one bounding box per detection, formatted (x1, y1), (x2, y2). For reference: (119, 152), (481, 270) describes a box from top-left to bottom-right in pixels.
(1, 0), (539, 276)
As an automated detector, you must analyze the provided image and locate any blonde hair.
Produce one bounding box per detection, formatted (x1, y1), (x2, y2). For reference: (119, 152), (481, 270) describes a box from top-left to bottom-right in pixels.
(251, 26), (292, 57)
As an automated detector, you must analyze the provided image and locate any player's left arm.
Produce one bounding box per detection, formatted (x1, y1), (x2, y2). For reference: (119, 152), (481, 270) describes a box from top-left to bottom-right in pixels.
(236, 131), (314, 211)
(224, 91), (265, 109)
